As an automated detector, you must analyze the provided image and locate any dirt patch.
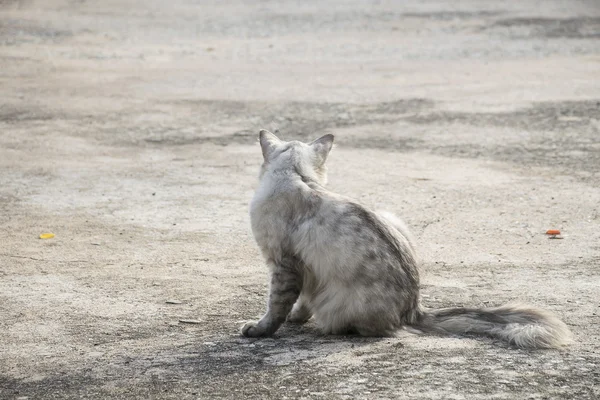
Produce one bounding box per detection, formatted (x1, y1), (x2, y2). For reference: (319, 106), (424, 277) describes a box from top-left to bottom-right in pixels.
(405, 100), (600, 178)
(0, 18), (72, 46)
(490, 17), (600, 39)
(123, 98), (600, 180)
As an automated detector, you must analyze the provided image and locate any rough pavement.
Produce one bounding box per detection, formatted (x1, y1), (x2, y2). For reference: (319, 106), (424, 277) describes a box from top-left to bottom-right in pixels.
(1, 0), (599, 398)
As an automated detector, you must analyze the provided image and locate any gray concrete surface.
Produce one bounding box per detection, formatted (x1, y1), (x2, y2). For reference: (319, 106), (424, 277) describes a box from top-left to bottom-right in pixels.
(1, 0), (599, 398)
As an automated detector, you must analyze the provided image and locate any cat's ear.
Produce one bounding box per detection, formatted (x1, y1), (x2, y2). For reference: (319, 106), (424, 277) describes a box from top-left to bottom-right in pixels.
(259, 129), (282, 159)
(310, 134), (334, 165)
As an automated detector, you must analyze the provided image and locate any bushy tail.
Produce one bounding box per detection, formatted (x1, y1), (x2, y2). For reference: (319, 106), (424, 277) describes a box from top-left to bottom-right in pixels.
(413, 303), (573, 349)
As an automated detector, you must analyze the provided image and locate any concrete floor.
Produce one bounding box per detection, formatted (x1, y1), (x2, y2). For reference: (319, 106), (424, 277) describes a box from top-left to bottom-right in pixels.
(1, 0), (599, 398)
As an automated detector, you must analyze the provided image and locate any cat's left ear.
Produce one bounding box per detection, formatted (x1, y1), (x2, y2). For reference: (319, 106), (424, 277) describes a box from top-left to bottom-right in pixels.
(259, 129), (282, 160)
(310, 134), (334, 165)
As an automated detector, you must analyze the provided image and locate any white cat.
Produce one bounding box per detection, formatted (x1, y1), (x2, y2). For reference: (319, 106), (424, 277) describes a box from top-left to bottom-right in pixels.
(241, 130), (572, 348)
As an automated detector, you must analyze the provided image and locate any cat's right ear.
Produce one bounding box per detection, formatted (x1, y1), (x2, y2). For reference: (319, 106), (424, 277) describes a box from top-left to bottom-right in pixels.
(259, 129), (282, 160)
(310, 134), (334, 166)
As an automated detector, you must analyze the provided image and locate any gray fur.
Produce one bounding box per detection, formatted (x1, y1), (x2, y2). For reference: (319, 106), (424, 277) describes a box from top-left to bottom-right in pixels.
(241, 130), (573, 349)
(419, 303), (573, 349)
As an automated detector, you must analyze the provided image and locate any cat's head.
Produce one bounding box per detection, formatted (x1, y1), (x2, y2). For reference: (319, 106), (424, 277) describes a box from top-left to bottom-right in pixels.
(258, 130), (334, 186)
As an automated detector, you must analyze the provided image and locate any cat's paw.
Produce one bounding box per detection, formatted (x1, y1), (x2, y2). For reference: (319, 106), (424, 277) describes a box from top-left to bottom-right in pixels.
(287, 312), (311, 324)
(241, 321), (267, 337)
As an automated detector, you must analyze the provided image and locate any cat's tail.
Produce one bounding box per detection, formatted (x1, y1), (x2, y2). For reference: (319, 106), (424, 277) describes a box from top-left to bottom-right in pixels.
(412, 303), (573, 349)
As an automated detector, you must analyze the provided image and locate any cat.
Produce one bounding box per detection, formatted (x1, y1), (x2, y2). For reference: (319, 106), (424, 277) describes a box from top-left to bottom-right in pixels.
(241, 130), (573, 348)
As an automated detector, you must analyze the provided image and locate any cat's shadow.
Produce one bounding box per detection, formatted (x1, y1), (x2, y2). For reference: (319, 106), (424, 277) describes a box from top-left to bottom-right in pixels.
(153, 322), (390, 379)
(192, 322), (394, 373)
(122, 320), (405, 384)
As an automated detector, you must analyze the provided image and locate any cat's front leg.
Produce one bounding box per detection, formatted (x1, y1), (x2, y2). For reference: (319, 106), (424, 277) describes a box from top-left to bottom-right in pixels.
(241, 258), (302, 337)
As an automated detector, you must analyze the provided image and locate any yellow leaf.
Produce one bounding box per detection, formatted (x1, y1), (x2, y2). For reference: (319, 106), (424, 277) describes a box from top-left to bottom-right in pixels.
(39, 233), (55, 239)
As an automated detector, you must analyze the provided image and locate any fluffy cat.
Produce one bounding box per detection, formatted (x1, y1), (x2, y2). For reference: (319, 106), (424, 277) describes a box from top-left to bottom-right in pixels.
(241, 130), (572, 349)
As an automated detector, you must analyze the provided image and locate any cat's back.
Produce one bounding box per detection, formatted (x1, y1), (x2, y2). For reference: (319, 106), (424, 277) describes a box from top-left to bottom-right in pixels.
(294, 193), (416, 278)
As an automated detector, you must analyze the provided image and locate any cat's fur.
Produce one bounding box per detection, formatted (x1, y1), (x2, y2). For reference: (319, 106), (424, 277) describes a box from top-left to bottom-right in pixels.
(241, 130), (573, 349)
